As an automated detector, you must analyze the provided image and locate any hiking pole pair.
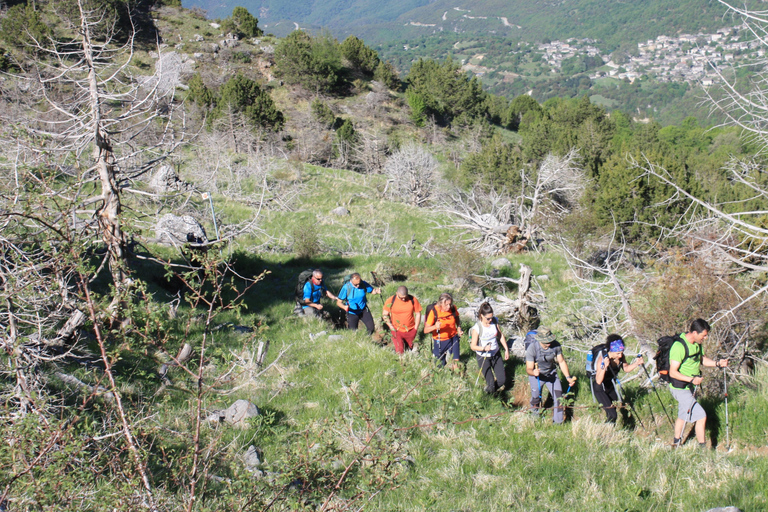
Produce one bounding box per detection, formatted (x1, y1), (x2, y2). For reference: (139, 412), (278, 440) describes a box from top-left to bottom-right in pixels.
(639, 356), (675, 427)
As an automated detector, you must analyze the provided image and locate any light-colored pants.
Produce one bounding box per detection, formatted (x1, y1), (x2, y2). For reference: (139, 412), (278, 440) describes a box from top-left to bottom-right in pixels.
(529, 374), (564, 423)
(670, 386), (706, 423)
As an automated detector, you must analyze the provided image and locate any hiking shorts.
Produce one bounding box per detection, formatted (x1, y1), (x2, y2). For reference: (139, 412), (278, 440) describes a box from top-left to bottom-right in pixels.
(670, 386), (706, 423)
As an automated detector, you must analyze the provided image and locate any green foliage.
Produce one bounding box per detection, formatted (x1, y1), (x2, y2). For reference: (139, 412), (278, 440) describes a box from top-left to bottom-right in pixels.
(222, 6), (263, 39)
(0, 4), (50, 51)
(405, 90), (427, 126)
(405, 58), (487, 125)
(340, 35), (380, 75)
(506, 94), (543, 131)
(336, 119), (357, 143)
(374, 60), (400, 90)
(459, 134), (524, 191)
(311, 99), (336, 128)
(274, 30), (344, 93)
(291, 223), (322, 258)
(217, 74), (284, 130)
(187, 73), (215, 108)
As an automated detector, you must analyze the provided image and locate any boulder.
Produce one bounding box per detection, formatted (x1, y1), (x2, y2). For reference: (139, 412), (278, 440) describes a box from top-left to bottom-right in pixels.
(331, 206), (350, 216)
(705, 508), (742, 512)
(148, 164), (192, 194)
(155, 214), (208, 244)
(491, 257), (512, 269)
(224, 399), (259, 426)
(243, 445), (262, 473)
(193, 34), (204, 41)
(509, 336), (526, 359)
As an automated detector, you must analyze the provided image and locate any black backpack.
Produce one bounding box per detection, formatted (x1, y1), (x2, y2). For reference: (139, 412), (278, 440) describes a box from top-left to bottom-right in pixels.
(424, 302), (460, 331)
(654, 335), (700, 383)
(295, 269), (317, 305)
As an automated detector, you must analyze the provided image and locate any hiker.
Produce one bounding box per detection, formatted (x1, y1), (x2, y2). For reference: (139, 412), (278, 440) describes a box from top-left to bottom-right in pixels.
(337, 273), (381, 334)
(382, 286), (422, 354)
(301, 269), (340, 317)
(525, 327), (577, 423)
(591, 334), (644, 424)
(668, 318), (728, 448)
(424, 293), (464, 370)
(469, 302), (510, 394)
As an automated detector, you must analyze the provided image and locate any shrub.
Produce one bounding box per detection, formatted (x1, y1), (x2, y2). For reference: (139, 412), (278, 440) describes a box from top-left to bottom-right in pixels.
(374, 60), (400, 90)
(311, 99), (335, 128)
(274, 30), (343, 93)
(221, 6), (263, 39)
(217, 74), (284, 130)
(291, 224), (321, 259)
(340, 35), (379, 75)
(0, 5), (50, 51)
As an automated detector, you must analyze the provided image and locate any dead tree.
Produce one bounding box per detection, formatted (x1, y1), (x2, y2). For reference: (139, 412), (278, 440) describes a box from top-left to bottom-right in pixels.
(383, 143), (437, 207)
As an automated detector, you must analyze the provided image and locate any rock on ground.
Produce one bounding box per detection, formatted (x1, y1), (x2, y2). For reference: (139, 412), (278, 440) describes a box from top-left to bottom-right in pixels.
(155, 214), (208, 244)
(491, 257), (512, 269)
(224, 399), (260, 427)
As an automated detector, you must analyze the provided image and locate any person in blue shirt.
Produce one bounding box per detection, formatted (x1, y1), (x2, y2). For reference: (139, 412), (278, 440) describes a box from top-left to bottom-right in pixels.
(302, 269), (340, 317)
(336, 273), (381, 334)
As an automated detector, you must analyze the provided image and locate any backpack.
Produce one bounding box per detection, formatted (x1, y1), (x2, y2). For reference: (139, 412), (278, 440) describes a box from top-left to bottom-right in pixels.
(654, 335), (701, 383)
(385, 294), (414, 310)
(523, 330), (538, 351)
(475, 317), (502, 344)
(585, 343), (609, 377)
(338, 274), (354, 305)
(424, 302), (460, 331)
(295, 269), (316, 305)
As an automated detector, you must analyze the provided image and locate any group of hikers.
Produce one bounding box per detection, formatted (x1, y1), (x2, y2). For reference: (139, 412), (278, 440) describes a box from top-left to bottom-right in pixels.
(299, 269), (729, 447)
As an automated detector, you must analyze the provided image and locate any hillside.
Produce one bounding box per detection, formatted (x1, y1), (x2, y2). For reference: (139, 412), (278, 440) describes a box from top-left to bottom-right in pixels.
(2, 1), (768, 510)
(186, 0), (746, 50)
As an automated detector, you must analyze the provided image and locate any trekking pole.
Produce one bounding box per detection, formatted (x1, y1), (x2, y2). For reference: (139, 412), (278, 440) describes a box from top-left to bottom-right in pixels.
(535, 363), (542, 413)
(370, 272), (386, 308)
(723, 366), (730, 450)
(639, 357), (674, 427)
(615, 377), (647, 431)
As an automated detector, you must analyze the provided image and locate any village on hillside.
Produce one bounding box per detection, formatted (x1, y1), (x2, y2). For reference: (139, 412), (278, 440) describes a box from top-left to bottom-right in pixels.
(538, 25), (760, 85)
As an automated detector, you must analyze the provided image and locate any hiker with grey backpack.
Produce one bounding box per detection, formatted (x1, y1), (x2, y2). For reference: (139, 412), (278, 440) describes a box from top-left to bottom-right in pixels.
(525, 327), (577, 423)
(658, 318), (728, 448)
(469, 302), (510, 395)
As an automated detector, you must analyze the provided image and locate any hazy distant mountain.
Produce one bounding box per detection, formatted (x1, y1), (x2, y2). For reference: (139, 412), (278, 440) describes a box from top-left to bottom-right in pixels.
(183, 0), (751, 50)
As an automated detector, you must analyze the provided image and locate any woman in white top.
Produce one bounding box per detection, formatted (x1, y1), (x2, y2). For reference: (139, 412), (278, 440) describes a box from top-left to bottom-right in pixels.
(469, 302), (510, 394)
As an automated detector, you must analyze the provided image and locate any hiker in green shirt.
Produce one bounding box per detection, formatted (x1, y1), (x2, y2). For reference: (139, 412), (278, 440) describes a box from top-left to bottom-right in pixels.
(668, 318), (728, 448)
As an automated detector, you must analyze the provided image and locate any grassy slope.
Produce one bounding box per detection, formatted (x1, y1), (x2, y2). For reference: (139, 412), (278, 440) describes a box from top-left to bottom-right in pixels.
(146, 159), (768, 510)
(124, 11), (768, 508)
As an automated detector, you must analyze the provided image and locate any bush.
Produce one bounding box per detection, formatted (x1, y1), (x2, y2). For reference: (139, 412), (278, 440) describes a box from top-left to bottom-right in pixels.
(221, 6), (262, 39)
(311, 99), (335, 128)
(374, 60), (400, 90)
(0, 5), (50, 51)
(340, 35), (379, 75)
(274, 30), (343, 94)
(217, 74), (284, 130)
(188, 73), (215, 108)
(291, 224), (321, 259)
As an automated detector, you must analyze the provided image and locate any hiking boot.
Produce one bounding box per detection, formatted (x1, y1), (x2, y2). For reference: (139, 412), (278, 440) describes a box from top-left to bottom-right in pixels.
(483, 385), (495, 395)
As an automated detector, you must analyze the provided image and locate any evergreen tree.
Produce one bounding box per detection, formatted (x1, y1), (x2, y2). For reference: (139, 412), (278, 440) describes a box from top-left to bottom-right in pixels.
(274, 30), (343, 93)
(217, 74), (284, 130)
(340, 35), (379, 75)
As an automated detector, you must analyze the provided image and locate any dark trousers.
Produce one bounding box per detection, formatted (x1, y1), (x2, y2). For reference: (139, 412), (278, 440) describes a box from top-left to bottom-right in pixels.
(476, 353), (506, 393)
(432, 335), (460, 366)
(592, 379), (620, 423)
(347, 309), (375, 335)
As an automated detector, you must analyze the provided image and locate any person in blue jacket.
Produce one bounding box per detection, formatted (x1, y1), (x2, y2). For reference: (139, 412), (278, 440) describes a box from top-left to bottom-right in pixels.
(336, 273), (381, 334)
(302, 269), (340, 317)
